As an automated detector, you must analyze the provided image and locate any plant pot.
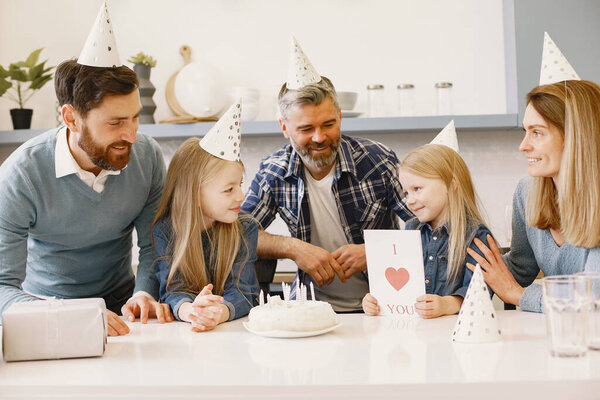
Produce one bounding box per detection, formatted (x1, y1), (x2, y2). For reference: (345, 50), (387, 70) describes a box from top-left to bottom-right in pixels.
(10, 108), (33, 130)
(133, 64), (156, 124)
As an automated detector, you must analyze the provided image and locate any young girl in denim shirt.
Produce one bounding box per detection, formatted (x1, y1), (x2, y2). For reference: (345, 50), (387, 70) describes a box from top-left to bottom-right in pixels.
(153, 102), (259, 332)
(363, 143), (493, 318)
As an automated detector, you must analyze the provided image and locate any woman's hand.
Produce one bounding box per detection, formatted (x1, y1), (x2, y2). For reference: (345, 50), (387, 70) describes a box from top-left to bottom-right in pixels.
(415, 294), (461, 318)
(466, 234), (525, 306)
(362, 293), (380, 315)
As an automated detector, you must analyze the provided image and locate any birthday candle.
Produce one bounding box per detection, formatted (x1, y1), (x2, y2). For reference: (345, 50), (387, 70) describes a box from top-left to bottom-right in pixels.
(310, 282), (315, 301)
(259, 289), (264, 306)
(295, 277), (300, 301)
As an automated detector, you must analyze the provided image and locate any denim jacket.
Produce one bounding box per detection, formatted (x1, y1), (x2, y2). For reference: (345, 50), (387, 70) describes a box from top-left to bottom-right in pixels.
(153, 216), (259, 321)
(405, 217), (493, 298)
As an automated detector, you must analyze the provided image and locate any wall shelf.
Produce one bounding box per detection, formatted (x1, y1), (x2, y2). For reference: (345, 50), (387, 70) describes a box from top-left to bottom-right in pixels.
(0, 113), (520, 145)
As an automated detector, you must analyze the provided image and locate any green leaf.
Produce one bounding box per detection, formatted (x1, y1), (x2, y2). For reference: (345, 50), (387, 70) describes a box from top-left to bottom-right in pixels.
(0, 65), (8, 79)
(28, 62), (44, 81)
(29, 74), (52, 90)
(7, 67), (27, 82)
(25, 48), (43, 68)
(0, 78), (11, 97)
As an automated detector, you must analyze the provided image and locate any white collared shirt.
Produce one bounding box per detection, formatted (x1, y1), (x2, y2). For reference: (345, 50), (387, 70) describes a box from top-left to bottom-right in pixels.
(55, 126), (121, 193)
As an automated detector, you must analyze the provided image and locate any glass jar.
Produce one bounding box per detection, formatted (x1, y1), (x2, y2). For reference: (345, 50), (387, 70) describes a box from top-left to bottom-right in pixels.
(366, 84), (385, 117)
(435, 82), (453, 115)
(396, 84), (415, 116)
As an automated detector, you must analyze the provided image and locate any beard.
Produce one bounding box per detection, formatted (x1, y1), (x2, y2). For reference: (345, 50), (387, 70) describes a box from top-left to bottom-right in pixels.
(290, 136), (341, 169)
(78, 123), (131, 171)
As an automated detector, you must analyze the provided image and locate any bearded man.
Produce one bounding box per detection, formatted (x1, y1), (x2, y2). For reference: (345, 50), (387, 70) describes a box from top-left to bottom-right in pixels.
(0, 60), (172, 335)
(242, 76), (413, 312)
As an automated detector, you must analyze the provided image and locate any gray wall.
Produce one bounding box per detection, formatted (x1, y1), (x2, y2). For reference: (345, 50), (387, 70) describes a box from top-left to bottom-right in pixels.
(514, 0), (600, 120)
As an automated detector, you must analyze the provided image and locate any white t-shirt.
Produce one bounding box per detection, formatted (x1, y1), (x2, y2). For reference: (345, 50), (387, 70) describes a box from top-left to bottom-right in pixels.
(303, 165), (369, 312)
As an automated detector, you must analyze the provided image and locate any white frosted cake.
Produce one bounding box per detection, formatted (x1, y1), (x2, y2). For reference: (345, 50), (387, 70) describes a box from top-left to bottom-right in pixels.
(247, 296), (337, 332)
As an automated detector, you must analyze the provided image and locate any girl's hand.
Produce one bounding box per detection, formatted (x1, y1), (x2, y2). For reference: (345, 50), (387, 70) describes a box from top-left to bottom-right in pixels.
(466, 234), (525, 306)
(362, 293), (380, 315)
(179, 284), (229, 332)
(415, 294), (461, 318)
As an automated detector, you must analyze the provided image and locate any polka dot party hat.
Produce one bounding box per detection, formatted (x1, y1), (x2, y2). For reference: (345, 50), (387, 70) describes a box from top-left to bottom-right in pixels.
(286, 36), (322, 90)
(431, 120), (459, 153)
(200, 99), (242, 162)
(452, 264), (501, 344)
(78, 1), (121, 67)
(539, 32), (580, 86)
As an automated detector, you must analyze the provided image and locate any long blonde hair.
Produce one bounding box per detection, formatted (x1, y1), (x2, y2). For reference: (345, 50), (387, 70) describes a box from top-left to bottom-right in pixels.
(400, 144), (487, 281)
(153, 138), (249, 296)
(526, 80), (600, 247)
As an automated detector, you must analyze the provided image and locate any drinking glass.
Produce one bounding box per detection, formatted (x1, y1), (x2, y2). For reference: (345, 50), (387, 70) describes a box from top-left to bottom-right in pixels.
(542, 275), (591, 357)
(576, 271), (600, 350)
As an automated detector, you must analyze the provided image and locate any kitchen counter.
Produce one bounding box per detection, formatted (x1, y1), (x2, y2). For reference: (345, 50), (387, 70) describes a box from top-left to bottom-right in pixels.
(1, 310), (598, 399)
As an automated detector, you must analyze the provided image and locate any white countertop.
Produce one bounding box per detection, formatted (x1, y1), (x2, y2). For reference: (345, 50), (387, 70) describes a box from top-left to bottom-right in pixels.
(1, 310), (599, 399)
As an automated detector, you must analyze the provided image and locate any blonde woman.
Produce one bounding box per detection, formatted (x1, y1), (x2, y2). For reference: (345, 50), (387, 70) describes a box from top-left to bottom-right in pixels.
(468, 80), (600, 312)
(153, 138), (259, 332)
(363, 144), (493, 318)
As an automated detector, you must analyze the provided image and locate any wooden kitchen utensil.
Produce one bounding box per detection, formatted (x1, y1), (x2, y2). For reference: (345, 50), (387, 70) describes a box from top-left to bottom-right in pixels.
(160, 45), (217, 124)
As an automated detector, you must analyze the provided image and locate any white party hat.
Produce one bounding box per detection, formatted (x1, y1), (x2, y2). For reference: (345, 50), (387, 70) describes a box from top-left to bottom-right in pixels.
(539, 32), (580, 85)
(452, 264), (501, 343)
(200, 100), (242, 162)
(286, 37), (322, 90)
(78, 2), (121, 67)
(431, 120), (459, 153)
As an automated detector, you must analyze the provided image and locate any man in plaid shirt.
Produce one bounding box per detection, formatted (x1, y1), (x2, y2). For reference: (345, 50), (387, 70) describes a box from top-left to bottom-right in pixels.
(242, 75), (412, 312)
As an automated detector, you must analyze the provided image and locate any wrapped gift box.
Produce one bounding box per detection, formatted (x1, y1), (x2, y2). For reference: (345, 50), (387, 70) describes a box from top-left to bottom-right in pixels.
(2, 298), (107, 362)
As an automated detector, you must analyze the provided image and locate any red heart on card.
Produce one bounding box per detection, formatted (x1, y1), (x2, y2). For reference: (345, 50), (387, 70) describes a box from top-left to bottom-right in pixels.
(385, 267), (410, 291)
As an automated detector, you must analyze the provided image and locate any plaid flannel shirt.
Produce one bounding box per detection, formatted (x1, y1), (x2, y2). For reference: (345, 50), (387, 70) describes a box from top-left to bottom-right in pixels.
(242, 135), (413, 245)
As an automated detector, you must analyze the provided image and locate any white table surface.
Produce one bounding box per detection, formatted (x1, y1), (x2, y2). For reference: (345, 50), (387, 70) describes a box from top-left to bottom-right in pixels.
(1, 310), (599, 399)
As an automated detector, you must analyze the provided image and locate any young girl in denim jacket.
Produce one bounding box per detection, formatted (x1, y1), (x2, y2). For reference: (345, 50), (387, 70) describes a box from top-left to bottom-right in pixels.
(153, 102), (259, 332)
(362, 143), (493, 318)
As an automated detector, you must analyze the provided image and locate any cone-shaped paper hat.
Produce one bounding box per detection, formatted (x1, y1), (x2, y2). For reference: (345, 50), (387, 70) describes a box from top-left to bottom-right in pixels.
(539, 32), (580, 85)
(200, 100), (242, 162)
(452, 264), (501, 343)
(431, 120), (459, 153)
(78, 2), (121, 67)
(286, 37), (321, 90)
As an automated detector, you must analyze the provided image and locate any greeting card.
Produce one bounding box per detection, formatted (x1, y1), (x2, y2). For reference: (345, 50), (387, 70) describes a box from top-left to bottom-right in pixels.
(364, 230), (426, 317)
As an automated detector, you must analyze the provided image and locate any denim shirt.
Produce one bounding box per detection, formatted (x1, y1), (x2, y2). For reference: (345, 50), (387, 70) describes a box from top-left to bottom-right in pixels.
(405, 217), (493, 298)
(153, 216), (259, 321)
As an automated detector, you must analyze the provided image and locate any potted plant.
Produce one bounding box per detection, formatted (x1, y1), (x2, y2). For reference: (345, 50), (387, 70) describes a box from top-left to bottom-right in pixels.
(0, 48), (54, 129)
(128, 52), (157, 124)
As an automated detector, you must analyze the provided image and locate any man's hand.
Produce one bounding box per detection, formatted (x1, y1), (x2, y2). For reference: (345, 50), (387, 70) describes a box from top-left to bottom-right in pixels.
(107, 310), (130, 336)
(332, 244), (367, 279)
(292, 240), (346, 286)
(121, 295), (174, 324)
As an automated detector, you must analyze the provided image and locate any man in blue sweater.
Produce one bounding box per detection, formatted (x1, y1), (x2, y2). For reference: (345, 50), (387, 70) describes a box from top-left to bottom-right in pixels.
(0, 60), (172, 336)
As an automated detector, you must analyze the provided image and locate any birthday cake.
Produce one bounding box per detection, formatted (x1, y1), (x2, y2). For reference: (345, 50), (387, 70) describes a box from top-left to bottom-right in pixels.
(247, 296), (337, 332)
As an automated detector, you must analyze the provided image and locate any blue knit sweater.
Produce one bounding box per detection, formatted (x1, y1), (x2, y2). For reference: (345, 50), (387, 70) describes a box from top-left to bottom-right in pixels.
(504, 177), (600, 312)
(0, 128), (166, 318)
